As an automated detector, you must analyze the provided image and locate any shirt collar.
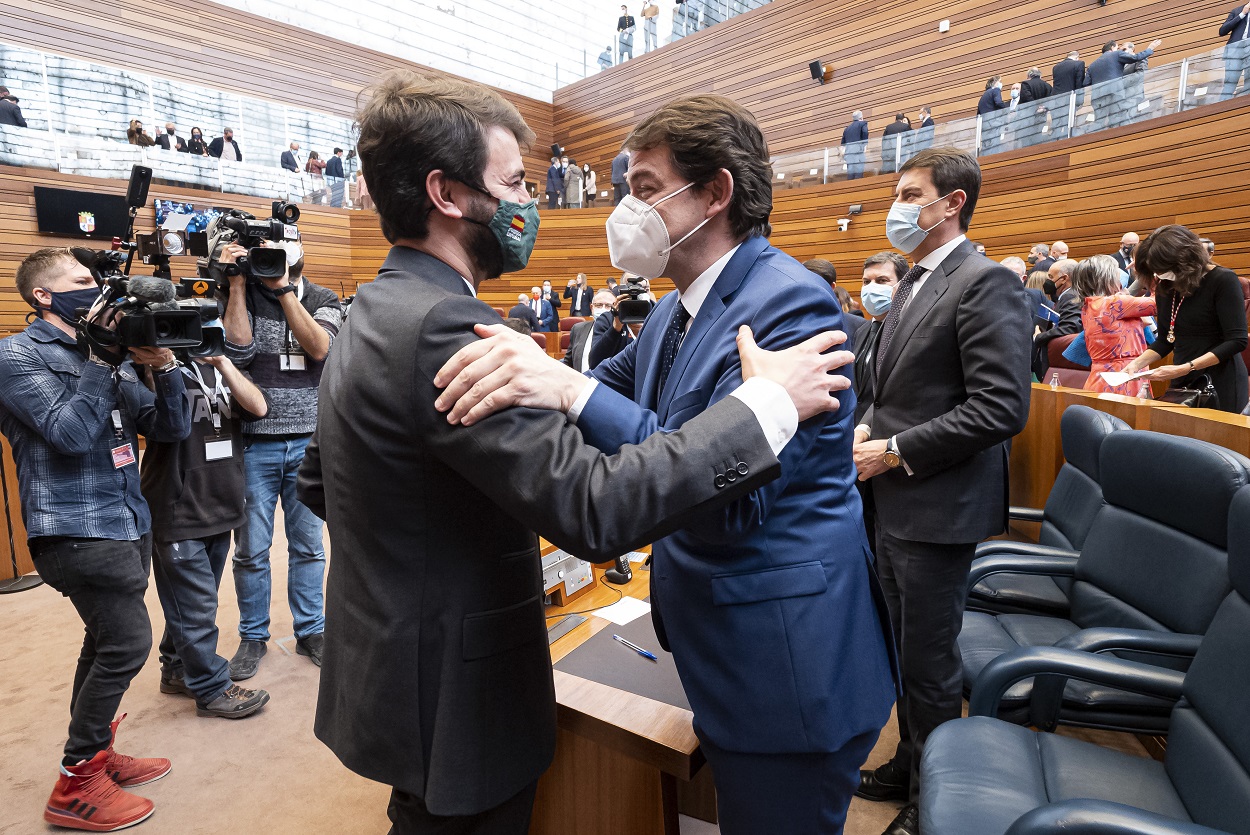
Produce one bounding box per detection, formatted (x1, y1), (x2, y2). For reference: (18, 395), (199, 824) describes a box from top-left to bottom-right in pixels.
(678, 243), (742, 320)
(916, 234), (967, 274)
(27, 316), (79, 345)
(461, 278), (476, 297)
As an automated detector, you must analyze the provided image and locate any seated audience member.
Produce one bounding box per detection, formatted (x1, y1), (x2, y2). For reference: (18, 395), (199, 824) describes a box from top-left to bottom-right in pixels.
(562, 290), (620, 372)
(1073, 254), (1156, 397)
(1000, 255), (1027, 280)
(1032, 258), (1081, 378)
(1026, 269), (1055, 331)
(508, 292), (541, 332)
(1122, 224), (1249, 412)
(500, 317), (532, 335)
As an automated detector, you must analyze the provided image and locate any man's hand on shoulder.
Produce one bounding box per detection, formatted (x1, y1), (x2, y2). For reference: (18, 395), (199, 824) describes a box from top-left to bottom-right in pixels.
(434, 323), (590, 426)
(735, 325), (852, 422)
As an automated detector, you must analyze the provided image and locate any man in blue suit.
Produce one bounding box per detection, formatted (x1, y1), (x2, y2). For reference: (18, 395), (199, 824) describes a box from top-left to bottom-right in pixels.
(527, 286), (556, 332)
(435, 95), (896, 835)
(1087, 38), (1160, 130)
(976, 77), (1009, 154)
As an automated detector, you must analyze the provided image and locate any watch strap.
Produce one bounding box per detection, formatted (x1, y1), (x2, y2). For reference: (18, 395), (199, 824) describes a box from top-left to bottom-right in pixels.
(272, 284), (297, 297)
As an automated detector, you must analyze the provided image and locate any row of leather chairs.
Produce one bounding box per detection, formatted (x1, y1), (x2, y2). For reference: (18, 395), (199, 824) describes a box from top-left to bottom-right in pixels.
(919, 405), (1250, 834)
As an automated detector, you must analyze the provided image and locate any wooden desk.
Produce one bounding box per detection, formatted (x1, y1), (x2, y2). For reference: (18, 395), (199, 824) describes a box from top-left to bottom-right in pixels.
(531, 547), (715, 835)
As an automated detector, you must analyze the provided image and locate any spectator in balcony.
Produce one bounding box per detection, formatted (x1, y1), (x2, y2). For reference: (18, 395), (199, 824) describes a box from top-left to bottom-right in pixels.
(156, 123), (187, 152)
(545, 156), (564, 209)
(209, 128), (242, 162)
(907, 105), (936, 159)
(1088, 38), (1160, 130)
(977, 77), (1009, 153)
(305, 151), (327, 204)
(1220, 2), (1250, 99)
(880, 114), (911, 174)
(1073, 254), (1156, 397)
(563, 158), (584, 209)
(1017, 67), (1053, 147)
(611, 147), (630, 204)
(281, 142), (301, 173)
(355, 169), (373, 211)
(642, 0), (660, 51)
(1051, 51), (1089, 139)
(599, 44), (614, 70)
(1119, 41), (1150, 120)
(584, 164), (598, 207)
(840, 110), (869, 180)
(127, 119), (155, 147)
(0, 86), (27, 127)
(618, 5), (636, 62)
(187, 127), (209, 156)
(326, 148), (346, 207)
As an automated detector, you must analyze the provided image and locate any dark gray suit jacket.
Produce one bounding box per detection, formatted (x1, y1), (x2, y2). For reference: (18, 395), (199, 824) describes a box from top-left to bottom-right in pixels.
(298, 245), (781, 816)
(862, 239), (1031, 543)
(562, 319), (594, 371)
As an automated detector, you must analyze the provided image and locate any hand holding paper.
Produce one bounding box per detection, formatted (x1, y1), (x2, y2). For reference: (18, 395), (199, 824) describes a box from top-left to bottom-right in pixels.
(1099, 369), (1152, 388)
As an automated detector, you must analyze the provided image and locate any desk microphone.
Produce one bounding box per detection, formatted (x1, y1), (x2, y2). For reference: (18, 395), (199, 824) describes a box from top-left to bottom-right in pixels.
(604, 554), (632, 585)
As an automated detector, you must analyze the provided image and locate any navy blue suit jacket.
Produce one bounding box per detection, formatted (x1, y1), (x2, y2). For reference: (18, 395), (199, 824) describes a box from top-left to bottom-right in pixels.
(577, 236), (896, 753)
(1221, 7), (1249, 44)
(326, 155), (345, 179)
(977, 87), (1009, 115)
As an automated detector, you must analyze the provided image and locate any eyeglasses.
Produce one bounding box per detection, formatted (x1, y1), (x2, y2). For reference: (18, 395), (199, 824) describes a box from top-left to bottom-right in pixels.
(591, 305), (612, 313)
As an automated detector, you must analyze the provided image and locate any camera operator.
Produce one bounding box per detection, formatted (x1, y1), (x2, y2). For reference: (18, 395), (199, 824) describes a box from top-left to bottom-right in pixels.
(140, 347), (272, 721)
(218, 240), (342, 678)
(0, 247), (192, 832)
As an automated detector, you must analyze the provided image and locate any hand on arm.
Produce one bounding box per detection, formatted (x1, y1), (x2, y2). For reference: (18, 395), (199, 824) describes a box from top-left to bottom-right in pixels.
(853, 439), (889, 481)
(734, 325), (851, 422)
(203, 355), (268, 417)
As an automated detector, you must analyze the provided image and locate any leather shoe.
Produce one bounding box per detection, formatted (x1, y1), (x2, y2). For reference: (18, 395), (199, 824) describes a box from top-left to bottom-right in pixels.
(296, 632), (324, 667)
(228, 639), (267, 681)
(881, 803), (918, 835)
(856, 761), (911, 802)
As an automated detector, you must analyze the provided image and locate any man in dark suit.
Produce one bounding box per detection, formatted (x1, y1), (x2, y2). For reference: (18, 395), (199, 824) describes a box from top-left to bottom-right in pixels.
(562, 292), (622, 372)
(544, 156), (563, 209)
(907, 105), (936, 160)
(1088, 38), (1160, 130)
(1031, 257), (1082, 378)
(1111, 230), (1139, 273)
(280, 142), (301, 172)
(207, 128), (242, 161)
(325, 148), (346, 207)
(880, 113), (911, 174)
(156, 122), (187, 152)
(617, 5), (636, 61)
(540, 280), (561, 319)
(841, 110), (869, 179)
(852, 148), (1031, 835)
(610, 148), (630, 204)
(976, 77), (1009, 153)
(1029, 242), (1054, 274)
(300, 70), (852, 835)
(0, 87), (27, 127)
(1017, 67), (1053, 147)
(436, 94), (896, 835)
(507, 293), (541, 332)
(1051, 51), (1089, 138)
(1221, 2), (1250, 99)
(563, 273), (595, 316)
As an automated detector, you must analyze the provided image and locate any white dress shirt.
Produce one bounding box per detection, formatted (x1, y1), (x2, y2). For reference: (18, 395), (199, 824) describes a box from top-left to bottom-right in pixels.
(568, 242), (797, 456)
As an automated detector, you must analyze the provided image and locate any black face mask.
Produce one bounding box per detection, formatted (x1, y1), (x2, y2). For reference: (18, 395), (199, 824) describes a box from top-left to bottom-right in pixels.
(167, 128), (175, 135)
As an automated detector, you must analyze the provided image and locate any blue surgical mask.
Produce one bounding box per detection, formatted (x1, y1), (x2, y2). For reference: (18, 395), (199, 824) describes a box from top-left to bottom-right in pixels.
(36, 286), (100, 323)
(860, 283), (895, 317)
(885, 194), (949, 254)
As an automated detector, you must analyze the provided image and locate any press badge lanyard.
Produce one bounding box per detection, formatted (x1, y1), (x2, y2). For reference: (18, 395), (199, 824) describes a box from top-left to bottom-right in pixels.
(281, 280), (307, 372)
(188, 363), (234, 461)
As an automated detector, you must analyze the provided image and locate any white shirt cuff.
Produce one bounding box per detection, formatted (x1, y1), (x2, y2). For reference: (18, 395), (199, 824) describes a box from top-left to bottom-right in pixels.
(567, 377), (598, 423)
(892, 435), (915, 476)
(729, 377), (798, 457)
(855, 423), (871, 439)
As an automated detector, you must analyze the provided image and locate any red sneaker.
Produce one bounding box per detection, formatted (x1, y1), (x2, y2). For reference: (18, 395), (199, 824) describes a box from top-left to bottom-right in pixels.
(103, 714), (171, 788)
(45, 750), (155, 831)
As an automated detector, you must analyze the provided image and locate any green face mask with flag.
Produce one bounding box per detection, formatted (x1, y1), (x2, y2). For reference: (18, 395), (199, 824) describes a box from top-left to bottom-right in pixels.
(468, 185), (541, 274)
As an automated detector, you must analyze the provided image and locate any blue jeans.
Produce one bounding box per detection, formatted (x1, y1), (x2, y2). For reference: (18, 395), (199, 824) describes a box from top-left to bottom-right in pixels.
(233, 435), (326, 641)
(154, 532), (232, 703)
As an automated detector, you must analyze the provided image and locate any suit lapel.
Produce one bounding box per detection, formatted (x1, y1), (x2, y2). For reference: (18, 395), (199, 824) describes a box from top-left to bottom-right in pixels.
(877, 242), (972, 387)
(657, 237), (768, 419)
(637, 294), (677, 411)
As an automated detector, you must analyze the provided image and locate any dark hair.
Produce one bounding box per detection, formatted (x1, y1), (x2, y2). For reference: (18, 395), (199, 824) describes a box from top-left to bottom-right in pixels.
(894, 113), (906, 121)
(1135, 224), (1212, 298)
(832, 285), (855, 312)
(1102, 40), (1117, 53)
(16, 247), (78, 306)
(862, 251), (908, 280)
(898, 147), (981, 231)
(356, 70), (534, 244)
(567, 157), (576, 167)
(190, 126), (202, 136)
(985, 76), (1000, 90)
(501, 317), (532, 335)
(333, 147), (343, 155)
(625, 94), (773, 239)
(803, 258), (837, 286)
(0, 86), (9, 96)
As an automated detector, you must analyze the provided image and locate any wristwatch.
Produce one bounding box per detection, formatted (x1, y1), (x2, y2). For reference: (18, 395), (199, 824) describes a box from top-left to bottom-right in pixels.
(156, 358), (180, 373)
(272, 284), (297, 297)
(883, 436), (902, 469)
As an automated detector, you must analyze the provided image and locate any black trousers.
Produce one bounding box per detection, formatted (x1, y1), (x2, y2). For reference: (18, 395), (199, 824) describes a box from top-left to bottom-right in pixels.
(613, 182), (628, 204)
(387, 781), (538, 835)
(31, 534), (153, 763)
(873, 530), (975, 804)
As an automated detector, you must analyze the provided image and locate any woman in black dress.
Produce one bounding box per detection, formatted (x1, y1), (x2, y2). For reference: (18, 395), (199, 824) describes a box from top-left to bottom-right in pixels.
(1122, 224), (1248, 412)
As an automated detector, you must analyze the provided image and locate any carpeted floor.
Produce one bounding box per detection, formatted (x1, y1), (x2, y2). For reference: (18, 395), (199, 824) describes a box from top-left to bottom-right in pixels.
(0, 516), (1147, 834)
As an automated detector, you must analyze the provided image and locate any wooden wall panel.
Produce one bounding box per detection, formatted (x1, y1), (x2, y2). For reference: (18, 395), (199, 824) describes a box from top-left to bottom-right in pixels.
(0, 0), (555, 178)
(552, 0), (1230, 179)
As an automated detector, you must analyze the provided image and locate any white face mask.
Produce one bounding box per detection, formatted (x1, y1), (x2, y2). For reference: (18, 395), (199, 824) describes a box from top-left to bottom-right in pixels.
(885, 194), (949, 254)
(1155, 271), (1176, 282)
(605, 182), (711, 279)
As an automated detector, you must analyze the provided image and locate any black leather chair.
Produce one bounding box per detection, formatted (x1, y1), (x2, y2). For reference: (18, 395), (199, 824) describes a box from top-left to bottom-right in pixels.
(968, 406), (1130, 617)
(920, 486), (1250, 835)
(959, 430), (1250, 733)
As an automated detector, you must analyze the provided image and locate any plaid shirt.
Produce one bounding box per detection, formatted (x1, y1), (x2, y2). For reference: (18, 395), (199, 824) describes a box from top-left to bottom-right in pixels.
(0, 318), (191, 540)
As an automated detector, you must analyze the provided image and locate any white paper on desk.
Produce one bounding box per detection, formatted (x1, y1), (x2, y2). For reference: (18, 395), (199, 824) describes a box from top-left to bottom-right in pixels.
(1099, 370), (1151, 388)
(626, 551), (649, 564)
(594, 596), (651, 625)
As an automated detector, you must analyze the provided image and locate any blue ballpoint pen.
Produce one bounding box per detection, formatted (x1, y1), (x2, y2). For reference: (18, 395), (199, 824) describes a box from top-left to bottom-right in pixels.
(612, 634), (658, 662)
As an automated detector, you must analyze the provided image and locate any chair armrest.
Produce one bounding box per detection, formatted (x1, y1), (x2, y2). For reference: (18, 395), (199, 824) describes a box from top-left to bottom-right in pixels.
(1005, 800), (1229, 835)
(968, 647), (1186, 718)
(1009, 505), (1046, 524)
(966, 549), (1080, 596)
(1027, 629), (1201, 729)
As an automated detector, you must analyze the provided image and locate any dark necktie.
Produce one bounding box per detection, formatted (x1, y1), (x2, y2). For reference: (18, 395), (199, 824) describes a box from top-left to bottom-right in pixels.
(657, 302), (692, 396)
(876, 263), (927, 376)
(855, 319), (883, 387)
